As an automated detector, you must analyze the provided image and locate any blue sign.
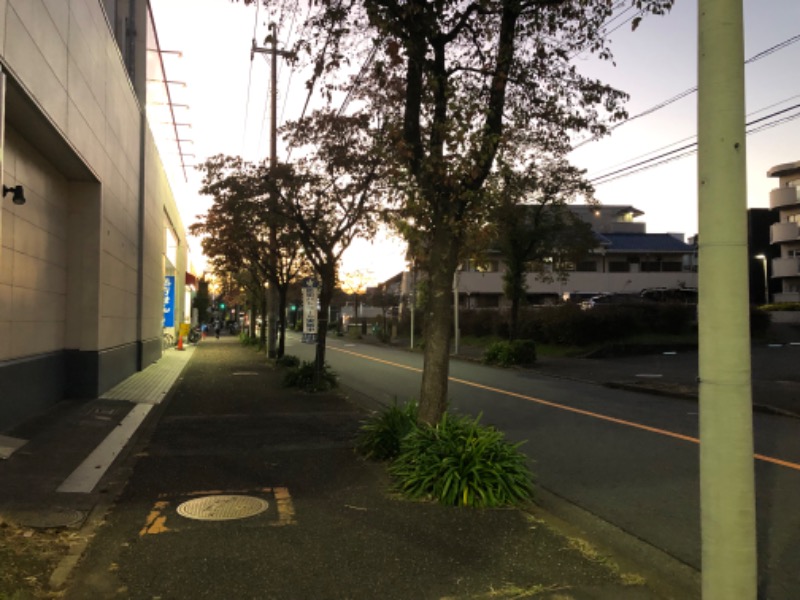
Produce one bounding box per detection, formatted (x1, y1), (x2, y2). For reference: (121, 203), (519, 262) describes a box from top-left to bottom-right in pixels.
(163, 275), (175, 327)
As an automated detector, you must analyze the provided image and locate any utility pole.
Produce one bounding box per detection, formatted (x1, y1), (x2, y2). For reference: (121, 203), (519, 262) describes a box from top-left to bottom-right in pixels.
(252, 24), (292, 359)
(697, 1), (757, 598)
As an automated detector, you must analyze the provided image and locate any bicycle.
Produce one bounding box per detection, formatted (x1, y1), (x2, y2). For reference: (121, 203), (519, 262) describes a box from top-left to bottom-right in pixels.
(162, 331), (175, 350)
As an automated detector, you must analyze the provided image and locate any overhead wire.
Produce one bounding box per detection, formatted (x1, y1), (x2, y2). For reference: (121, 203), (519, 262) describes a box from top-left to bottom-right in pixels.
(588, 101), (800, 186)
(243, 0), (261, 155)
(572, 32), (800, 150)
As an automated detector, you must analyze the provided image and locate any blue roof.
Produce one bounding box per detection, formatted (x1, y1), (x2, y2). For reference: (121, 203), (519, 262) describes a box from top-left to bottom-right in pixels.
(600, 233), (694, 253)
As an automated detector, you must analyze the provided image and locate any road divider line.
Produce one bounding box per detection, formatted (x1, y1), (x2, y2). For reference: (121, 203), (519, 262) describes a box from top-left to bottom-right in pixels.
(330, 346), (800, 472)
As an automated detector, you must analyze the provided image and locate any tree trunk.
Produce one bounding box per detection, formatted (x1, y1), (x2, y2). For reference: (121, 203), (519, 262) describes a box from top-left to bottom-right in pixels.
(315, 263), (336, 385)
(277, 284), (288, 358)
(418, 231), (459, 425)
(259, 294), (268, 351)
(508, 267), (524, 341)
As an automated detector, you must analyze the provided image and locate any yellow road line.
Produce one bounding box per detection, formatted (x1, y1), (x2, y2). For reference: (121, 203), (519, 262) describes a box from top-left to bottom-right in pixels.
(330, 345), (800, 472)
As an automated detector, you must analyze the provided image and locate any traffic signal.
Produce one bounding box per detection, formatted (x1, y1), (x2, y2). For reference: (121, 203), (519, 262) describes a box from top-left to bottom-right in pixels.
(219, 302), (226, 310)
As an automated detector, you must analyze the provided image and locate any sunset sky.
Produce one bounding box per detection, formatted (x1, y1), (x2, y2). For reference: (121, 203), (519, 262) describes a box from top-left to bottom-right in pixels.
(147, 0), (800, 284)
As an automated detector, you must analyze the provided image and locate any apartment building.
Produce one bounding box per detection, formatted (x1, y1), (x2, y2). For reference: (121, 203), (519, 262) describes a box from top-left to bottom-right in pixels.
(446, 204), (698, 308)
(0, 0), (189, 430)
(767, 160), (800, 303)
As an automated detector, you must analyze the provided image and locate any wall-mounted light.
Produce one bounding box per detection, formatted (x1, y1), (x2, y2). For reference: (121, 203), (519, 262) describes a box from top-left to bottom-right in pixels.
(3, 185), (25, 205)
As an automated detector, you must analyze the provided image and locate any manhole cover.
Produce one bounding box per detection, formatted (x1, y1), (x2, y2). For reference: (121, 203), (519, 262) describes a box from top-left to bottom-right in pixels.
(6, 508), (86, 529)
(176, 495), (268, 521)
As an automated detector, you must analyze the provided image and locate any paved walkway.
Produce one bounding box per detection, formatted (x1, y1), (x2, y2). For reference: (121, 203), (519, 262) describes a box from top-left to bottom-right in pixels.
(0, 346), (194, 525)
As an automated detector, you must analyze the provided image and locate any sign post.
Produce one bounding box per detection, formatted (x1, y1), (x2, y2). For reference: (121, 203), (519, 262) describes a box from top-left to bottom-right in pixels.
(302, 278), (319, 344)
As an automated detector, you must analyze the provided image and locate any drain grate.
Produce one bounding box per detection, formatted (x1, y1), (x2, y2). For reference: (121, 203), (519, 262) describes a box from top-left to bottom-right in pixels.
(176, 495), (268, 521)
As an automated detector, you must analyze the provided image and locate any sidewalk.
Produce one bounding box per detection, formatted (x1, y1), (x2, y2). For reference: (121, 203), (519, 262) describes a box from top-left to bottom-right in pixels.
(0, 346), (194, 528)
(2, 336), (697, 599)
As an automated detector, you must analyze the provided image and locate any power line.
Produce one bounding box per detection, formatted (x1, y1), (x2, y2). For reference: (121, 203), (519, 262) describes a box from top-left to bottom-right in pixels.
(243, 1), (261, 154)
(573, 32), (800, 150)
(588, 103), (800, 186)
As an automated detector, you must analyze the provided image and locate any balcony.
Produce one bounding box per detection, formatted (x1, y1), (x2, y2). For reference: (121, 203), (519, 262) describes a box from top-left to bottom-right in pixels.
(770, 221), (800, 244)
(769, 186), (800, 210)
(772, 257), (800, 278)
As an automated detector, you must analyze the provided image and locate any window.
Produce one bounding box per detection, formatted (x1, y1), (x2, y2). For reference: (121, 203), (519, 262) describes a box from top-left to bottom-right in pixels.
(641, 261), (661, 272)
(466, 259), (499, 273)
(609, 262), (629, 272)
(576, 261), (597, 272)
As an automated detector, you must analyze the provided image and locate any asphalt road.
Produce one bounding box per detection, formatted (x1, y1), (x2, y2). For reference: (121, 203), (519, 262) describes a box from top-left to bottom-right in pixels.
(288, 334), (800, 600)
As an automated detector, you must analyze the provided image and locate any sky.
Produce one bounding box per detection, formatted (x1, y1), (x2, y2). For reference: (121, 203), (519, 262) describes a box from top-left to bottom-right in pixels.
(147, 0), (800, 285)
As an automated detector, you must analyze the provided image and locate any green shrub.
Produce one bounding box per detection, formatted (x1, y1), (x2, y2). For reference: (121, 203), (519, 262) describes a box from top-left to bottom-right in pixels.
(275, 354), (300, 368)
(283, 360), (338, 392)
(239, 332), (260, 346)
(762, 302), (800, 312)
(356, 401), (418, 461)
(483, 339), (537, 367)
(388, 413), (535, 508)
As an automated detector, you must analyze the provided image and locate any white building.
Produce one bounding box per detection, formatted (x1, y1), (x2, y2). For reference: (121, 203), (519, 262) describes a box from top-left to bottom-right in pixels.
(0, 1), (190, 430)
(396, 204), (697, 309)
(767, 161), (800, 303)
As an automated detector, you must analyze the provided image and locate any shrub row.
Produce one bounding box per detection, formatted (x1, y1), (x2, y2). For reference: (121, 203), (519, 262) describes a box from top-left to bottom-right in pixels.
(459, 304), (698, 345)
(483, 339), (537, 367)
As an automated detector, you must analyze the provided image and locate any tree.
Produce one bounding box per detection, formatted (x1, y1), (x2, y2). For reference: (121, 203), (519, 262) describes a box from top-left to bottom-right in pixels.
(238, 0), (674, 423)
(192, 155), (307, 356)
(272, 110), (388, 382)
(489, 158), (597, 340)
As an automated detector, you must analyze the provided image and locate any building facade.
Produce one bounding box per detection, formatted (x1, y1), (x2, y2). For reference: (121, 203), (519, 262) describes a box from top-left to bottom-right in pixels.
(432, 205), (698, 308)
(767, 161), (800, 303)
(0, 0), (189, 430)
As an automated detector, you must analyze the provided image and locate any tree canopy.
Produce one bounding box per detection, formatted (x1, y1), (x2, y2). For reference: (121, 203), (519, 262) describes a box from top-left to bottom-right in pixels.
(233, 0), (675, 423)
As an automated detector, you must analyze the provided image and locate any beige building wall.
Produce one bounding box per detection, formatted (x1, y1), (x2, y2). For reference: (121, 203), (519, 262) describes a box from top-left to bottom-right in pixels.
(0, 0), (188, 429)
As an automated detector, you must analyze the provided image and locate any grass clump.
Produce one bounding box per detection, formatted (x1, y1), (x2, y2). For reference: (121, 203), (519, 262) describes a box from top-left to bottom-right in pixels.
(356, 401), (418, 461)
(283, 360), (337, 392)
(366, 411), (534, 508)
(275, 354), (300, 368)
(483, 339), (537, 367)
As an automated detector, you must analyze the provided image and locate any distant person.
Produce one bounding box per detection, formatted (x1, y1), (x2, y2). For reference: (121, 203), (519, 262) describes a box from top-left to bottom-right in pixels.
(201, 323), (208, 340)
(214, 321), (221, 339)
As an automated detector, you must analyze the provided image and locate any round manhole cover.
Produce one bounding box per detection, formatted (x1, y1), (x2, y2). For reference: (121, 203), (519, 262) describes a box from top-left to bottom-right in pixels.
(8, 508), (85, 529)
(176, 495), (268, 521)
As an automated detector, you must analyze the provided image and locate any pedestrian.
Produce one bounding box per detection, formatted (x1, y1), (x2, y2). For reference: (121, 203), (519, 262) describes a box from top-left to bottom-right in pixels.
(201, 323), (208, 340)
(214, 321), (221, 339)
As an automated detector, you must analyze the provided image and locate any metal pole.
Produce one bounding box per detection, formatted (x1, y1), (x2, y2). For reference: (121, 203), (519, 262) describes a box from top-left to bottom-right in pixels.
(697, 1), (757, 598)
(267, 23), (279, 358)
(453, 270), (459, 355)
(410, 267), (416, 350)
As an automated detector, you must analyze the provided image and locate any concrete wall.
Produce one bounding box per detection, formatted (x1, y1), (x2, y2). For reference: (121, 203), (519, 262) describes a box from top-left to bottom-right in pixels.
(0, 0), (187, 430)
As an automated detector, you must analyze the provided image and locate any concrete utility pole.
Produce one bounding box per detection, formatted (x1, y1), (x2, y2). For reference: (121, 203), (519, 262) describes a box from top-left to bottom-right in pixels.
(252, 24), (292, 359)
(697, 1), (757, 598)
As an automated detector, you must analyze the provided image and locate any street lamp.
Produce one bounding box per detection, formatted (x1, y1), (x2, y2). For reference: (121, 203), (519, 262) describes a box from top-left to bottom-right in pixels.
(755, 254), (769, 305)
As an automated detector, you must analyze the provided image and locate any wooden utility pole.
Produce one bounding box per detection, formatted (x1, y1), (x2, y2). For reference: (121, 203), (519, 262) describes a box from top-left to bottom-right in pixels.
(697, 1), (757, 597)
(252, 24), (292, 358)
